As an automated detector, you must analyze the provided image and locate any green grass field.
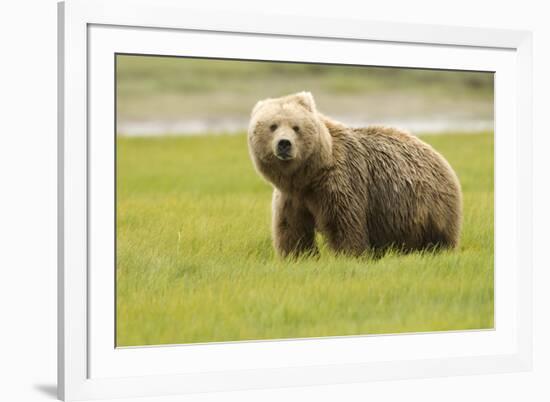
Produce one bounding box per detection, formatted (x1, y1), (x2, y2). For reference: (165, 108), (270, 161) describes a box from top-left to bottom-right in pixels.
(116, 132), (494, 347)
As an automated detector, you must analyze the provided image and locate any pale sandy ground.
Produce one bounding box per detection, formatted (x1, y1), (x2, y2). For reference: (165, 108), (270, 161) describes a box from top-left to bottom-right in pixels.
(118, 116), (493, 137)
(117, 92), (493, 136)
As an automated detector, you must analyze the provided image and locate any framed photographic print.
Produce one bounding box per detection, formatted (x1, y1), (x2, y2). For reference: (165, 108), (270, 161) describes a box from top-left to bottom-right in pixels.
(58, 0), (533, 400)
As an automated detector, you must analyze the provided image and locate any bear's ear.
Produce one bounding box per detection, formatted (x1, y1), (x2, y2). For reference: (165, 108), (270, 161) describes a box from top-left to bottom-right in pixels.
(293, 91), (316, 113)
(251, 98), (270, 116)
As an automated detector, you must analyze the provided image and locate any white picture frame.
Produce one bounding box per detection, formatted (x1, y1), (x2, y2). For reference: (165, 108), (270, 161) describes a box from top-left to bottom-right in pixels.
(58, 0), (533, 400)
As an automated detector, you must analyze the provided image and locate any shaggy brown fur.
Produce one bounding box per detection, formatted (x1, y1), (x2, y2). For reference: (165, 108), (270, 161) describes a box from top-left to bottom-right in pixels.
(247, 92), (462, 257)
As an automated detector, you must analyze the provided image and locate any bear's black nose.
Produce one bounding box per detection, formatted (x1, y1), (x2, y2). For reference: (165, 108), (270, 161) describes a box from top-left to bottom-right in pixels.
(277, 139), (292, 155)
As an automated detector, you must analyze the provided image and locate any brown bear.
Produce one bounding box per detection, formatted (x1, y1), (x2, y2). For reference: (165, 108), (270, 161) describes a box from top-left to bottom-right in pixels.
(247, 91), (462, 257)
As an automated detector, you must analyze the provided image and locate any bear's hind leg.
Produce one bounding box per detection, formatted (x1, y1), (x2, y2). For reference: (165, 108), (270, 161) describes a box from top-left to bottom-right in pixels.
(420, 214), (460, 251)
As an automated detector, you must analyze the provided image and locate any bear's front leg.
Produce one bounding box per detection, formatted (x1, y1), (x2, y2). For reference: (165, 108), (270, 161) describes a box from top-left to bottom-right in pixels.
(272, 189), (317, 257)
(323, 208), (370, 257)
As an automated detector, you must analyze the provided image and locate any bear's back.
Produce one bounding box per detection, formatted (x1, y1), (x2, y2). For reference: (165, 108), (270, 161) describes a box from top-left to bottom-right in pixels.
(337, 125), (462, 250)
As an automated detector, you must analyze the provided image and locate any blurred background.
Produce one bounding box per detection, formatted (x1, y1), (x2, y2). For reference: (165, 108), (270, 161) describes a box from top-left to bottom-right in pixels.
(116, 55), (493, 137)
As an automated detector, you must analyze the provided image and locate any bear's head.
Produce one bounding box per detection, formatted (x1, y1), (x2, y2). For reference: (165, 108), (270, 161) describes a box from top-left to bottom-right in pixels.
(247, 92), (332, 191)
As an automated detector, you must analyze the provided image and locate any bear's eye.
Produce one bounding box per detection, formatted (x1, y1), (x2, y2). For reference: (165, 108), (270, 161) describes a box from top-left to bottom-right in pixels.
(292, 126), (300, 133)
(270, 124), (278, 132)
